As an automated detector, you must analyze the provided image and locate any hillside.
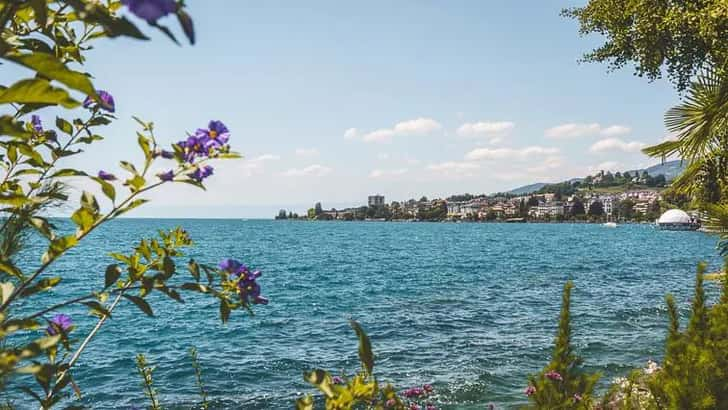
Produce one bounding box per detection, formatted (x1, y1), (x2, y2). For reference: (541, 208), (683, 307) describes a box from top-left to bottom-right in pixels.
(507, 160), (685, 195)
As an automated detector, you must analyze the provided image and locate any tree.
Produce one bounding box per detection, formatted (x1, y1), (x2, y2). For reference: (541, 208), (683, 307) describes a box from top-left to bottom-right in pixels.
(0, 2), (268, 406)
(562, 0), (728, 91)
(314, 202), (323, 216)
(588, 200), (604, 217)
(618, 199), (635, 220)
(276, 209), (288, 219)
(527, 282), (600, 408)
(571, 198), (586, 217)
(527, 196), (540, 207)
(307, 208), (317, 219)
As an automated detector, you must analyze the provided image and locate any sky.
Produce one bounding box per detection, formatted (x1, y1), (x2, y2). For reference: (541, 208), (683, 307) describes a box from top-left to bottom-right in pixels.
(5, 1), (682, 218)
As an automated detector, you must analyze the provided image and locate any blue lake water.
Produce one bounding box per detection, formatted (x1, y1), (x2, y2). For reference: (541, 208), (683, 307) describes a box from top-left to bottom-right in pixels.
(7, 220), (725, 409)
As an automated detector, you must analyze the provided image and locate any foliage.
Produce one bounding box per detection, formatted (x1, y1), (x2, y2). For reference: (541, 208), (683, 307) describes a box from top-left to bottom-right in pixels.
(525, 281), (600, 409)
(0, 1), (266, 407)
(646, 263), (728, 409)
(562, 0), (728, 91)
(189, 347), (209, 410)
(135, 353), (160, 410)
(296, 320), (419, 410)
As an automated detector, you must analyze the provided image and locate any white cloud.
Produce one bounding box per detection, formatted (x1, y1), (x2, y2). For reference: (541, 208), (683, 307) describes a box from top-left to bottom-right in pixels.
(526, 156), (563, 173)
(369, 168), (408, 178)
(589, 138), (645, 153)
(253, 154), (280, 161)
(456, 121), (515, 142)
(281, 164), (332, 177)
(233, 153), (280, 177)
(377, 153), (390, 160)
(464, 146), (559, 161)
(295, 148), (319, 157)
(349, 118), (442, 143)
(588, 161), (622, 173)
(545, 123), (631, 139)
(600, 125), (631, 137)
(344, 128), (359, 139)
(427, 161), (480, 177)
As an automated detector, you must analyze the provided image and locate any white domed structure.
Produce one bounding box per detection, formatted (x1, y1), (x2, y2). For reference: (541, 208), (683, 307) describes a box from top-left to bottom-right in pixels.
(657, 209), (698, 230)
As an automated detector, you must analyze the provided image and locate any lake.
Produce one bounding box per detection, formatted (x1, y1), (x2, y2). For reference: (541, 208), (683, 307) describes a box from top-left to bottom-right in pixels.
(8, 220), (724, 409)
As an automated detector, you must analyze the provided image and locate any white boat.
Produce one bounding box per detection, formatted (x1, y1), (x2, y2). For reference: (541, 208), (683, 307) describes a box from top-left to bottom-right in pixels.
(603, 222), (617, 228)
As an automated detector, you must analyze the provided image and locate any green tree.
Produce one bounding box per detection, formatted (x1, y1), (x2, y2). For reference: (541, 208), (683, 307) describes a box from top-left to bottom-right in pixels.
(619, 199), (635, 220)
(571, 198), (586, 217)
(563, 0), (728, 91)
(314, 202), (323, 215)
(588, 200), (604, 217)
(526, 282), (600, 409)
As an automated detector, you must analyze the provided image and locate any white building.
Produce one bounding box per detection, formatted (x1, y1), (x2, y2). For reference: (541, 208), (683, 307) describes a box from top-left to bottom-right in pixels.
(368, 195), (384, 207)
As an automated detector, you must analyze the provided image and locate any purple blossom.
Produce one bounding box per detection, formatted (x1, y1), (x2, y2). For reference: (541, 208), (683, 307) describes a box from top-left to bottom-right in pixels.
(159, 149), (174, 159)
(331, 376), (344, 385)
(188, 165), (213, 182)
(157, 170), (174, 182)
(177, 135), (209, 163)
(573, 394), (582, 402)
(219, 259), (269, 305)
(403, 387), (425, 398)
(196, 120), (230, 148)
(83, 90), (115, 112)
(122, 0), (177, 23)
(545, 370), (563, 382)
(98, 170), (117, 181)
(31, 115), (43, 132)
(46, 314), (72, 335)
(524, 385), (536, 396)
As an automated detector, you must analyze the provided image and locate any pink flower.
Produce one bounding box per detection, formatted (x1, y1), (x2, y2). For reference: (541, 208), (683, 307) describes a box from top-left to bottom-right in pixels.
(545, 370), (563, 381)
(524, 385), (536, 396)
(573, 393), (583, 402)
(331, 376), (344, 385)
(423, 384), (434, 393)
(409, 404), (420, 410)
(385, 399), (397, 408)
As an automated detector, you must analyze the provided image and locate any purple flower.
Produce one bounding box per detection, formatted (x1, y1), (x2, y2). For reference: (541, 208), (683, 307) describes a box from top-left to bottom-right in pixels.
(83, 90), (115, 112)
(98, 170), (117, 181)
(177, 135), (209, 163)
(331, 376), (344, 385)
(159, 149), (174, 159)
(219, 259), (268, 305)
(545, 370), (563, 382)
(219, 258), (245, 273)
(573, 393), (582, 402)
(157, 170), (174, 182)
(403, 387), (425, 398)
(196, 120), (230, 148)
(31, 115), (43, 132)
(46, 314), (72, 335)
(524, 385), (536, 396)
(122, 0), (177, 23)
(188, 165), (213, 182)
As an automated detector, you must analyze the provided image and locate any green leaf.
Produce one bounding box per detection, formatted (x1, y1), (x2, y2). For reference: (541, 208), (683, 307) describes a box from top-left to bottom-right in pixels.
(81, 191), (99, 213)
(303, 369), (335, 398)
(0, 193), (29, 207)
(123, 294), (154, 317)
(137, 132), (153, 161)
(51, 169), (87, 178)
(295, 394), (314, 410)
(125, 174), (146, 192)
(91, 176), (116, 202)
(114, 198), (148, 217)
(350, 320), (374, 375)
(28, 0), (47, 27)
(219, 299), (231, 323)
(177, 9), (195, 45)
(181, 282), (209, 293)
(4, 53), (96, 99)
(119, 161), (138, 174)
(0, 115), (32, 139)
(0, 261), (24, 279)
(0, 282), (15, 304)
(0, 79), (80, 108)
(55, 117), (74, 135)
(82, 301), (111, 318)
(104, 264), (121, 288)
(19, 277), (61, 297)
(162, 256), (175, 277)
(29, 216), (54, 240)
(188, 259), (200, 282)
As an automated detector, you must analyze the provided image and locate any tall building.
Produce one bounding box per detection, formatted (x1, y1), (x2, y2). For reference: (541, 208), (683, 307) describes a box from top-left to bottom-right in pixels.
(368, 195), (385, 207)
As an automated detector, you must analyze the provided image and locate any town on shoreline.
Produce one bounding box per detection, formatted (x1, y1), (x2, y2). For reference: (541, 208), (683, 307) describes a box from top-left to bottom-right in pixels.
(275, 168), (688, 224)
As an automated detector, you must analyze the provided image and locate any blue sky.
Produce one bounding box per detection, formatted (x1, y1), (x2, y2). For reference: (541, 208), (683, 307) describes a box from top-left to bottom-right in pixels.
(8, 1), (681, 217)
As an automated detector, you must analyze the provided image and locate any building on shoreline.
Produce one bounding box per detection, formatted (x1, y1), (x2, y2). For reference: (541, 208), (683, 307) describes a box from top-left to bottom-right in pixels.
(368, 195), (385, 207)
